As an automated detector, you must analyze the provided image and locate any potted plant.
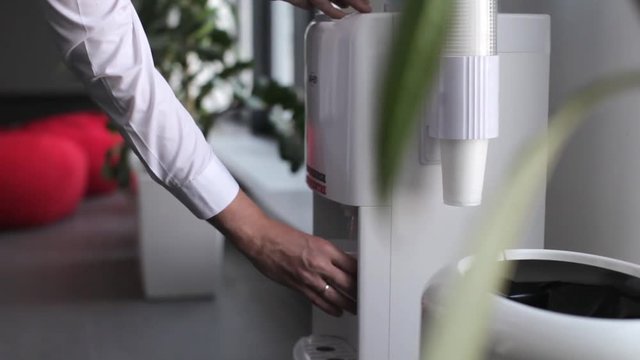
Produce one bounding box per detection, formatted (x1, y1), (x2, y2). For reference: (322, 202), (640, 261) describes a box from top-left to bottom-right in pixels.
(104, 0), (304, 299)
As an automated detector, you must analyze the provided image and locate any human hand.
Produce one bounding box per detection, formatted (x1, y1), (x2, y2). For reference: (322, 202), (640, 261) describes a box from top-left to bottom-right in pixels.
(210, 191), (357, 317)
(282, 0), (372, 19)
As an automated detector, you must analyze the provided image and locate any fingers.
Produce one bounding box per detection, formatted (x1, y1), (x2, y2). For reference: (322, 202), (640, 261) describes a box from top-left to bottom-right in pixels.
(331, 249), (358, 275)
(324, 242), (358, 299)
(326, 266), (357, 301)
(324, 283), (357, 314)
(314, 239), (358, 300)
(331, 0), (349, 8)
(340, 0), (372, 13)
(310, 0), (347, 19)
(285, 0), (312, 9)
(307, 275), (357, 316)
(310, 245), (358, 310)
(302, 287), (343, 317)
(285, 0), (372, 19)
(320, 243), (358, 300)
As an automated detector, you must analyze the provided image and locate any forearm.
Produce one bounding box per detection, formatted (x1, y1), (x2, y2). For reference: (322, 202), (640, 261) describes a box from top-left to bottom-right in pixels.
(208, 190), (270, 259)
(41, 0), (238, 218)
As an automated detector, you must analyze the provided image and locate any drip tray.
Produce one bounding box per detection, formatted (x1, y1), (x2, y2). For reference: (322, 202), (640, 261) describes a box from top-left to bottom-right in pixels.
(293, 335), (356, 360)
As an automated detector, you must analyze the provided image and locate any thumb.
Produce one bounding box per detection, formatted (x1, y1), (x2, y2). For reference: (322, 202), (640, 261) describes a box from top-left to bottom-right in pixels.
(282, 0), (312, 9)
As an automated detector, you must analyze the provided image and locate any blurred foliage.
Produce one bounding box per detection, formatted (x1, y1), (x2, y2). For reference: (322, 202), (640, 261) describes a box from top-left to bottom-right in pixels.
(102, 141), (132, 189)
(251, 77), (305, 172)
(137, 0), (251, 134)
(106, 0), (305, 187)
(377, 0), (454, 196)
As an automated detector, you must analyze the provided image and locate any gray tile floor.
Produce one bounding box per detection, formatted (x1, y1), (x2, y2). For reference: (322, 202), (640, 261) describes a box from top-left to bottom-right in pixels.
(0, 192), (310, 360)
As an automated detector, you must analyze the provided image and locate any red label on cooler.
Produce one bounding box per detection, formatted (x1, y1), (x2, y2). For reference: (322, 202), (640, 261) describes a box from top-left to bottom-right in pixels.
(306, 175), (326, 195)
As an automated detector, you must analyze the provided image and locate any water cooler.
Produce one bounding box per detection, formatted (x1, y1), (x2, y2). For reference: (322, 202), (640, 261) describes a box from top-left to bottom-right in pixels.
(294, 8), (551, 360)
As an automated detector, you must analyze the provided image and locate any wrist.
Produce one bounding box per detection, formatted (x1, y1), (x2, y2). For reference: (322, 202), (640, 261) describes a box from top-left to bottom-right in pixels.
(207, 190), (270, 259)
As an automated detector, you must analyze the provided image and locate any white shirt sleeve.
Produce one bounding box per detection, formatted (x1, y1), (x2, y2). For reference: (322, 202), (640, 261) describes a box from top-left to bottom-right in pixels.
(41, 0), (240, 219)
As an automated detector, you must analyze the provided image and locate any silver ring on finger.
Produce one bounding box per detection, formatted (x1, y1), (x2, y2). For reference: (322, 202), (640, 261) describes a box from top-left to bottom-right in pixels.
(322, 283), (330, 295)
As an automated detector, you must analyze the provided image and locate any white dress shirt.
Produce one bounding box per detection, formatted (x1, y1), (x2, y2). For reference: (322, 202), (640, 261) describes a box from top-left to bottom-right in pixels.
(41, 0), (240, 219)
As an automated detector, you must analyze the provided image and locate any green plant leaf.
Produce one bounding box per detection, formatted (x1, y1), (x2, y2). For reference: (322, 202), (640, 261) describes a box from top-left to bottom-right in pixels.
(422, 72), (640, 360)
(218, 60), (254, 79)
(193, 17), (218, 40)
(196, 46), (226, 61)
(250, 77), (306, 172)
(208, 28), (234, 48)
(377, 0), (454, 196)
(276, 132), (305, 173)
(253, 78), (304, 111)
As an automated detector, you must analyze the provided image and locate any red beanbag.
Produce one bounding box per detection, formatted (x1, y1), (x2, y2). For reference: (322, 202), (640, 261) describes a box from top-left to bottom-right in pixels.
(22, 111), (124, 196)
(0, 132), (88, 229)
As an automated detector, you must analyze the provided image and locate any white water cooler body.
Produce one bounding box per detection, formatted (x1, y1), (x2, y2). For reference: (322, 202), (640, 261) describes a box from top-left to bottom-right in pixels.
(296, 12), (551, 360)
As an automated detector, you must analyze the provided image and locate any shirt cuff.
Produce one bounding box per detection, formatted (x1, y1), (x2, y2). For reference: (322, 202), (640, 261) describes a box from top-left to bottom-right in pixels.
(172, 154), (240, 220)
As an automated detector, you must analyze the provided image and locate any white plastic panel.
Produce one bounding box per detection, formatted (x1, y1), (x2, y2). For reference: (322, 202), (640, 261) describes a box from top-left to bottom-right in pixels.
(498, 14), (551, 54)
(305, 14), (397, 207)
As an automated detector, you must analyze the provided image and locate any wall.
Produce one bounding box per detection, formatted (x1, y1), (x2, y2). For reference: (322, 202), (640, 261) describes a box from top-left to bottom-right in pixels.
(500, 0), (640, 264)
(0, 1), (83, 94)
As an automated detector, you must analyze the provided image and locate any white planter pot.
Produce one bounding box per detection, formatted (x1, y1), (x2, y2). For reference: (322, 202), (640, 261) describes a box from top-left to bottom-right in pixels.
(134, 165), (224, 300)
